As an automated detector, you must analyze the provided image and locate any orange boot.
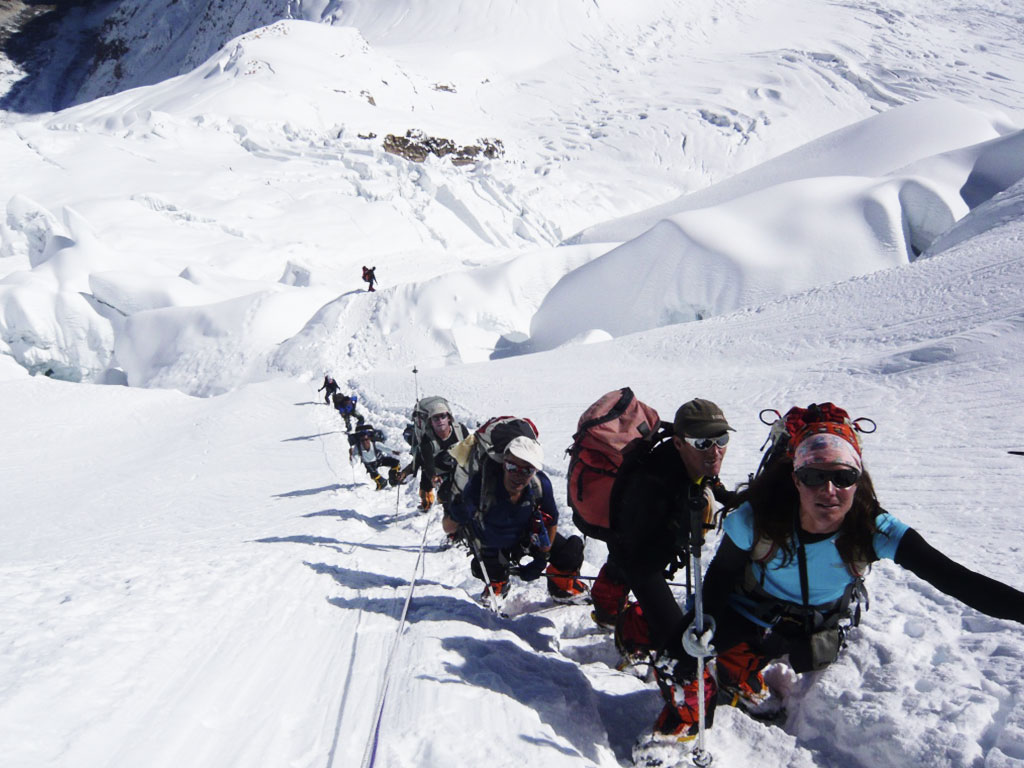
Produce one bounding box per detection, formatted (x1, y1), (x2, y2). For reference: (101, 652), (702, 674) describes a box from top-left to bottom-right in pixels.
(545, 564), (590, 604)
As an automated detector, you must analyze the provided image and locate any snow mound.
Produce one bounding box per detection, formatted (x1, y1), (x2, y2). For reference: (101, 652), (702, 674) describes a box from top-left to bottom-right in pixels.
(567, 100), (1018, 246)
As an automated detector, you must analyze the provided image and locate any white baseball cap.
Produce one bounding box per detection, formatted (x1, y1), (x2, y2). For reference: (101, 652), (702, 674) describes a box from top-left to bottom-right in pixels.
(504, 436), (544, 470)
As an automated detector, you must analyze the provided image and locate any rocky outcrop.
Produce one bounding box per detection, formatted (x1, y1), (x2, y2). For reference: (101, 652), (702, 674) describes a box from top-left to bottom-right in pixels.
(383, 129), (504, 166)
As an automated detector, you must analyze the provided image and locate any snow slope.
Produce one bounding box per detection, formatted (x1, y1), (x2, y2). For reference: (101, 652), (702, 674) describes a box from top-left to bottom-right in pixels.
(3, 180), (1023, 767)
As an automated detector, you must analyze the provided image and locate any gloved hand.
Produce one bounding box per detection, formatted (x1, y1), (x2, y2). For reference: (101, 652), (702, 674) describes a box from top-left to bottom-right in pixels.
(682, 615), (717, 658)
(517, 554), (548, 582)
(530, 516), (551, 549)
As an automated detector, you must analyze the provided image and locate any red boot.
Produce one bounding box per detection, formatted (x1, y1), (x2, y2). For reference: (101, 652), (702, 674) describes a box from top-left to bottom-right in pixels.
(651, 657), (717, 737)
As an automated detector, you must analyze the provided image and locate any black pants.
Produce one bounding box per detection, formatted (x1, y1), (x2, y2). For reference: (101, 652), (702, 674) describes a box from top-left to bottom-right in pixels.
(363, 457), (400, 478)
(471, 532), (584, 584)
(339, 410), (365, 432)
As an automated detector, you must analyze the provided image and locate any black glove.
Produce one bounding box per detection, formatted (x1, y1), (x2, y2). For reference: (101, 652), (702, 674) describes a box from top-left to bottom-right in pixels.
(517, 553), (548, 582)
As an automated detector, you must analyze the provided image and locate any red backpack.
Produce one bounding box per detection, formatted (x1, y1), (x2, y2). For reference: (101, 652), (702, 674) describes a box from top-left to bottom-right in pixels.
(566, 388), (665, 534)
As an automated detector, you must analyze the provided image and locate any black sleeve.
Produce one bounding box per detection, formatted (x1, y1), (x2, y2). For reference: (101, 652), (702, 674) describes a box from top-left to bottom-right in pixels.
(419, 437), (436, 477)
(894, 528), (1024, 624)
(409, 438), (430, 493)
(634, 535), (749, 660)
(710, 478), (741, 509)
(700, 534), (750, 622)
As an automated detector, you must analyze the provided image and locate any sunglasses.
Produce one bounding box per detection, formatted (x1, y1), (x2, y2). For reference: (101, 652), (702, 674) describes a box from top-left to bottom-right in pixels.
(430, 414), (450, 422)
(682, 434), (730, 451)
(503, 460), (536, 476)
(794, 467), (860, 489)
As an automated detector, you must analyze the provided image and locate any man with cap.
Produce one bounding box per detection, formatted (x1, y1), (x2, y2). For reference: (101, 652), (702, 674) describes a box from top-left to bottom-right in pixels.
(590, 398), (737, 655)
(444, 435), (588, 602)
(396, 398), (469, 511)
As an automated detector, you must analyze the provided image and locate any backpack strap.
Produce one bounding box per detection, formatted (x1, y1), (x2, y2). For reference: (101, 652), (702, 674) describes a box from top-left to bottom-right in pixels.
(751, 535), (777, 566)
(572, 387), (642, 437)
(750, 533), (868, 579)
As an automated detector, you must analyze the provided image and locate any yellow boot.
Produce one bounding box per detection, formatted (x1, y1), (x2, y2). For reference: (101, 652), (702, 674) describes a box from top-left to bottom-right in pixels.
(418, 489), (435, 511)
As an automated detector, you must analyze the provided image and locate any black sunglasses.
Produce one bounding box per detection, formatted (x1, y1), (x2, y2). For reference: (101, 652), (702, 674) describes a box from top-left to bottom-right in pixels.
(794, 467), (860, 489)
(682, 434), (730, 451)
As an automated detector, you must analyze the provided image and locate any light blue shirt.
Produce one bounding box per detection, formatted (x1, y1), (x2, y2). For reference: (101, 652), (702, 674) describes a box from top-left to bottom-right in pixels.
(723, 502), (909, 605)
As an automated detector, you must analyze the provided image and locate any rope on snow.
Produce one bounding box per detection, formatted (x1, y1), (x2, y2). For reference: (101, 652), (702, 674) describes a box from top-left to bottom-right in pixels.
(358, 511), (433, 768)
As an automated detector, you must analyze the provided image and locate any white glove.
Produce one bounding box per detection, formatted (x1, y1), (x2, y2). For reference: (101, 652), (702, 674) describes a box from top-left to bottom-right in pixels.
(682, 616), (717, 658)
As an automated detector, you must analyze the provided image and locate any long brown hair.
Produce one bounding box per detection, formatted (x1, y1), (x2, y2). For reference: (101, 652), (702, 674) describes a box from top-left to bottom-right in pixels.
(729, 460), (880, 568)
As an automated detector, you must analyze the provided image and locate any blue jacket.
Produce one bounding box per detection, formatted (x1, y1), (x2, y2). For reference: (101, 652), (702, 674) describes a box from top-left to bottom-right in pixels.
(723, 501), (908, 605)
(449, 465), (559, 550)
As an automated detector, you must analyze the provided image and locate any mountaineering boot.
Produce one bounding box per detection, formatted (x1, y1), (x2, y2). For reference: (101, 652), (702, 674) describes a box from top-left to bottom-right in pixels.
(591, 607), (617, 631)
(373, 473), (388, 491)
(590, 564), (629, 628)
(631, 733), (695, 767)
(614, 602), (654, 671)
(651, 656), (717, 738)
(717, 668), (784, 721)
(545, 565), (590, 604)
(481, 580), (509, 601)
(388, 467), (402, 487)
(439, 526), (465, 552)
(714, 641), (783, 719)
(633, 659), (713, 766)
(418, 489), (435, 511)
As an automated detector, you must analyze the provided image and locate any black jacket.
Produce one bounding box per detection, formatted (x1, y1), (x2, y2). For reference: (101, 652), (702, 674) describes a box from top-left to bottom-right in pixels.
(609, 441), (734, 658)
(413, 424), (467, 499)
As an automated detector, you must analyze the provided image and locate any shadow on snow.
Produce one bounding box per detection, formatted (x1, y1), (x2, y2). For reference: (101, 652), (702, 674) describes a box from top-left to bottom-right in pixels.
(281, 431), (346, 442)
(272, 483), (358, 498)
(438, 636), (659, 763)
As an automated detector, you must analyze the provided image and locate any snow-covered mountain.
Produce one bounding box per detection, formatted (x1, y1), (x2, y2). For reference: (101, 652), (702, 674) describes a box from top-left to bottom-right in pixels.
(3, 0), (1024, 390)
(1, 2), (1023, 767)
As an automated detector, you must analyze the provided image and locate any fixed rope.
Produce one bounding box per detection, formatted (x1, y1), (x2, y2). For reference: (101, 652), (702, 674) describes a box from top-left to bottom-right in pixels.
(358, 512), (433, 768)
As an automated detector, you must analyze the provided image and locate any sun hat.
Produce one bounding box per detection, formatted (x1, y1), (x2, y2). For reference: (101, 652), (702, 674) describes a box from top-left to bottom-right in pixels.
(504, 436), (544, 470)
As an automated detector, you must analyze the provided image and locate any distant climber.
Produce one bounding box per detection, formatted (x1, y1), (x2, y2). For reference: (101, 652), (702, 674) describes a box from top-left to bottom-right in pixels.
(362, 266), (377, 292)
(332, 392), (365, 432)
(317, 374), (339, 404)
(349, 425), (401, 491)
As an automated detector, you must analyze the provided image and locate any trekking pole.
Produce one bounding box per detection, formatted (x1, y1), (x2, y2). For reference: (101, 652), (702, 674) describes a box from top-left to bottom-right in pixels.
(467, 532), (502, 614)
(412, 365), (419, 403)
(688, 481), (713, 768)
